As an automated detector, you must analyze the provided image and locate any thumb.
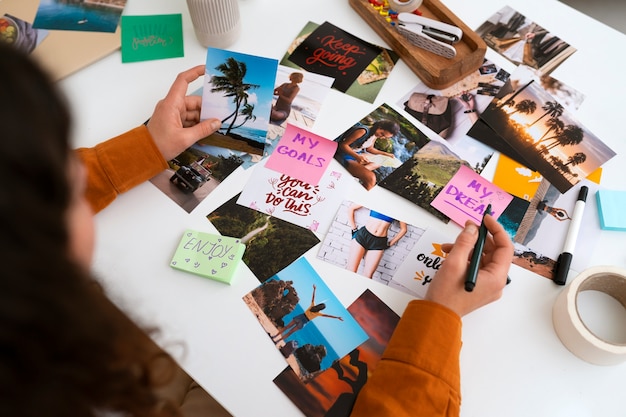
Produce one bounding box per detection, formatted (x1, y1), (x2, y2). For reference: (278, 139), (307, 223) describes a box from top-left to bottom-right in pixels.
(446, 221), (479, 264)
(186, 118), (221, 142)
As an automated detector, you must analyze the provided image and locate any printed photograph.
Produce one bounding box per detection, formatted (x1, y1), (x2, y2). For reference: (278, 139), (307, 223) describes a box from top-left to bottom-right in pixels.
(492, 178), (601, 280)
(273, 289), (400, 417)
(475, 5), (576, 74)
(466, 118), (535, 170)
(269, 65), (334, 130)
(32, 0), (126, 33)
(397, 58), (509, 173)
(508, 178), (601, 279)
(207, 193), (320, 282)
(478, 65), (615, 193)
(150, 143), (243, 213)
(494, 194), (557, 278)
(316, 200), (425, 293)
(200, 47), (279, 156)
(333, 103), (431, 191)
(465, 63), (583, 169)
(378, 140), (469, 222)
(243, 257), (368, 382)
(494, 65), (585, 113)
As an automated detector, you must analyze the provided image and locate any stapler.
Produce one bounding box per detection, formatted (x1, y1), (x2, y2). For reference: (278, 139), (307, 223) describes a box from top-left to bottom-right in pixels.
(396, 13), (463, 59)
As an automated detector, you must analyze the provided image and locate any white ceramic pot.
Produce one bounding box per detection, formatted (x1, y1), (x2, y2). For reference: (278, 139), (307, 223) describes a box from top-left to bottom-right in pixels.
(186, 0), (241, 49)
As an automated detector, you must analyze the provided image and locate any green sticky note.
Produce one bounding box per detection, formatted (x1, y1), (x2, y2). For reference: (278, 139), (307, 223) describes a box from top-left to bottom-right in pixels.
(121, 14), (184, 63)
(170, 230), (246, 284)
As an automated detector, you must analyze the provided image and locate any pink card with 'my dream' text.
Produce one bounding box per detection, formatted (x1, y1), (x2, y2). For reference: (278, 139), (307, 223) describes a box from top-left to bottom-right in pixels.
(265, 124), (337, 186)
(430, 165), (513, 227)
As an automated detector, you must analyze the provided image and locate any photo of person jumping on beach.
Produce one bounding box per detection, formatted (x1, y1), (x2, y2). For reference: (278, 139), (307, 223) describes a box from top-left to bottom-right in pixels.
(271, 284), (343, 343)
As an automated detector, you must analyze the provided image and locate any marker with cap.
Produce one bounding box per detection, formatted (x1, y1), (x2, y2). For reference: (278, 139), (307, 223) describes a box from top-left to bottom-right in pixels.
(553, 185), (588, 286)
(465, 204), (491, 292)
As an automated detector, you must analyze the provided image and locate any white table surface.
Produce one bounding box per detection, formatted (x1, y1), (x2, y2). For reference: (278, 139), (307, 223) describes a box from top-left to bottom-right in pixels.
(57, 0), (626, 416)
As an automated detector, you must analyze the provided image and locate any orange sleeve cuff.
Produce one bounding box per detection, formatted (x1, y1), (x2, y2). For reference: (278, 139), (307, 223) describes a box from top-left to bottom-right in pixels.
(76, 125), (167, 213)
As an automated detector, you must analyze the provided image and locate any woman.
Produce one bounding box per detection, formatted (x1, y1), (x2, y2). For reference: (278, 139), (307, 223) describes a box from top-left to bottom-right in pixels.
(1, 43), (515, 417)
(270, 71), (303, 124)
(335, 119), (400, 190)
(0, 43), (224, 417)
(271, 284), (343, 343)
(346, 204), (408, 279)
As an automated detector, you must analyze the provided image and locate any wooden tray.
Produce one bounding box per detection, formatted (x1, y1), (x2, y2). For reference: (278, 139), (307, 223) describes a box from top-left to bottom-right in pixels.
(349, 0), (486, 89)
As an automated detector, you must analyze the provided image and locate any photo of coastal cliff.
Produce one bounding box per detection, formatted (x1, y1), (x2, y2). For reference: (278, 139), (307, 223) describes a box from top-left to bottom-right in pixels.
(243, 258), (368, 383)
(33, 0), (126, 33)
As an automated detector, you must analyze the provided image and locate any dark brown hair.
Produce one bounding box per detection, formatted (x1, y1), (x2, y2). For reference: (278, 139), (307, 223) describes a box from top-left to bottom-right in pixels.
(0, 43), (176, 417)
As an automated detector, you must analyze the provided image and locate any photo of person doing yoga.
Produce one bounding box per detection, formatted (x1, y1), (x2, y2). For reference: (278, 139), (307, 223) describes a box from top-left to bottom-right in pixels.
(346, 204), (407, 279)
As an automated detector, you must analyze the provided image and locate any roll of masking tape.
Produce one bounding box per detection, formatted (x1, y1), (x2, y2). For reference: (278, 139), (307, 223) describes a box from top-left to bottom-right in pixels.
(552, 266), (626, 365)
(388, 0), (423, 13)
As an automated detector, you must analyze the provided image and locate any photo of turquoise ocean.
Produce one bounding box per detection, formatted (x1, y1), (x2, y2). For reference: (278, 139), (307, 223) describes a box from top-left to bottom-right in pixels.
(33, 0), (126, 33)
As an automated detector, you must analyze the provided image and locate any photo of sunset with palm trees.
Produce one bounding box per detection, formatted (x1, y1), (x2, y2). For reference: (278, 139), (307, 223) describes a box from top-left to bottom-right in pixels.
(479, 65), (615, 193)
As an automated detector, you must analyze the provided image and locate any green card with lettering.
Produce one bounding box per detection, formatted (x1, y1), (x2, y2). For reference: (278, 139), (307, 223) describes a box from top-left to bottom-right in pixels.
(170, 230), (246, 284)
(121, 14), (183, 63)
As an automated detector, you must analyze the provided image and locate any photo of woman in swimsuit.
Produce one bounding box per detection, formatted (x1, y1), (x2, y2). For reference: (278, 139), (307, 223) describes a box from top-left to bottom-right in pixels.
(270, 71), (303, 124)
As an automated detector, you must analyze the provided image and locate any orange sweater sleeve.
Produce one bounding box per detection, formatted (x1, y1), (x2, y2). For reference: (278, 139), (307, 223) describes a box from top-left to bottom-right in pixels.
(75, 125), (168, 213)
(350, 300), (462, 417)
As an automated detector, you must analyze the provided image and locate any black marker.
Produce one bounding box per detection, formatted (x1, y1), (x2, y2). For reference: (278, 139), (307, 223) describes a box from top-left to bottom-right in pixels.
(553, 186), (588, 286)
(465, 204), (491, 292)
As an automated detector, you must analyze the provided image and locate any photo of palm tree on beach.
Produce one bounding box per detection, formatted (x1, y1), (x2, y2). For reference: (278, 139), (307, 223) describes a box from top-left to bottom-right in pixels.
(479, 65), (615, 193)
(200, 48), (279, 156)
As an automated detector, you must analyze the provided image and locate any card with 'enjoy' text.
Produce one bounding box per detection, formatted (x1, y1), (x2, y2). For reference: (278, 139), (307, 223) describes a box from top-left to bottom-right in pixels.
(170, 229), (245, 284)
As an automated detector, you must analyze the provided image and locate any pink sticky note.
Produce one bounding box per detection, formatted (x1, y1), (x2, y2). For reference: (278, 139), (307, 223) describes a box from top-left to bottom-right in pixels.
(431, 165), (513, 226)
(265, 124), (337, 186)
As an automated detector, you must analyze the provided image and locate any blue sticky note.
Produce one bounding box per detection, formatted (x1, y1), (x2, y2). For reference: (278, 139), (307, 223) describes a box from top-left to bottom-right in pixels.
(596, 189), (626, 231)
(170, 230), (245, 284)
